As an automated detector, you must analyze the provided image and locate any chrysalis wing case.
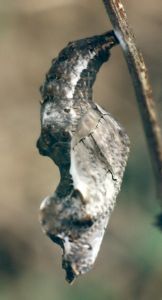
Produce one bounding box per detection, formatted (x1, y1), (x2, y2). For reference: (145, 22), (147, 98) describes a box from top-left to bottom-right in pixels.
(37, 31), (130, 283)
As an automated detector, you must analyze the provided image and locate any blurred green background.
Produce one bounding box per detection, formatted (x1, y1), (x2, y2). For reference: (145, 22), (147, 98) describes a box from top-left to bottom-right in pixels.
(0, 0), (162, 299)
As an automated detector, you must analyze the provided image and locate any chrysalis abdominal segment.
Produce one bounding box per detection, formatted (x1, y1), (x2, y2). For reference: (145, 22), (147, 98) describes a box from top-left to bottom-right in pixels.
(37, 31), (129, 283)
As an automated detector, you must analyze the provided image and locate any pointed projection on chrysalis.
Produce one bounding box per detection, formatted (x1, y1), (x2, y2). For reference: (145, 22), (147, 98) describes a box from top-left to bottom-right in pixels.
(37, 31), (130, 283)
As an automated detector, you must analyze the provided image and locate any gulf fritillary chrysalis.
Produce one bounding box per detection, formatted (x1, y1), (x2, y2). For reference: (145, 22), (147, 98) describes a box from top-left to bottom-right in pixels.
(37, 31), (130, 283)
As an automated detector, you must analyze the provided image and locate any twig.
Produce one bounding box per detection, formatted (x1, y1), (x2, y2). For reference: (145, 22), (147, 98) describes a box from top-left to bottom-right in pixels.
(103, 0), (162, 201)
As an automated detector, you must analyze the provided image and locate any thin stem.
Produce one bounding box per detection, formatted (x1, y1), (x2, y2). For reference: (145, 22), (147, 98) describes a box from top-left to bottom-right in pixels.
(103, 0), (162, 201)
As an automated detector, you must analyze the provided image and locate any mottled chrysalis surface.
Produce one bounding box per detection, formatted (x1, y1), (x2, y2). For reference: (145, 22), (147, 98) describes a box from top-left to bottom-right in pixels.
(37, 31), (130, 283)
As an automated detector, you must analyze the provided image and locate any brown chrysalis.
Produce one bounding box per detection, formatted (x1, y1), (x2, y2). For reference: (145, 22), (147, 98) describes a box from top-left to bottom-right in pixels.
(37, 31), (130, 283)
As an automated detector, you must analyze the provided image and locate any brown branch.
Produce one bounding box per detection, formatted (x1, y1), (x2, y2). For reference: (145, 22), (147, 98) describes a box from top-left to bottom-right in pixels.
(103, 0), (162, 201)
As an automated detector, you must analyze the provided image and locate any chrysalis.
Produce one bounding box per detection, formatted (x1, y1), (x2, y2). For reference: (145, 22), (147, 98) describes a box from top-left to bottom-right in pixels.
(37, 31), (130, 283)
